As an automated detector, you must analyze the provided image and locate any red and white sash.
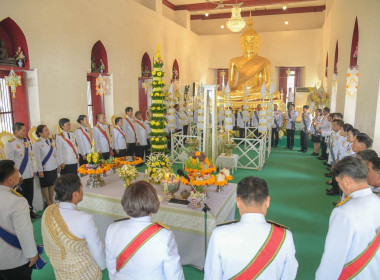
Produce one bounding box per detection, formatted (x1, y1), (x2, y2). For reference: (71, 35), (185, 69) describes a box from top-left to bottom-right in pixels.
(125, 117), (137, 142)
(96, 124), (113, 156)
(79, 126), (91, 145)
(60, 133), (78, 160)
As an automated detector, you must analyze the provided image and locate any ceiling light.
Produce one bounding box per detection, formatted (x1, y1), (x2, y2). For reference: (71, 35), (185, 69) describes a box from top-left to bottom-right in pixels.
(226, 6), (246, 32)
(205, 11), (209, 17)
(283, 4), (287, 10)
(285, 20), (289, 25)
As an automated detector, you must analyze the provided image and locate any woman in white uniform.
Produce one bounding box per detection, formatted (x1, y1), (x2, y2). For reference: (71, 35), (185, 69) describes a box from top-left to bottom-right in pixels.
(105, 181), (184, 280)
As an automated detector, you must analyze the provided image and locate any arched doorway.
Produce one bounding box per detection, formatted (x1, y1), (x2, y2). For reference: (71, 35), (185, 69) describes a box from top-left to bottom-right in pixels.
(0, 17), (30, 131)
(138, 52), (152, 119)
(172, 59), (179, 82)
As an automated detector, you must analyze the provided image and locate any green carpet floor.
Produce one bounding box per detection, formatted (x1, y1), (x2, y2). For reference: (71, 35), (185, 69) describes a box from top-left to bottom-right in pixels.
(31, 136), (334, 279)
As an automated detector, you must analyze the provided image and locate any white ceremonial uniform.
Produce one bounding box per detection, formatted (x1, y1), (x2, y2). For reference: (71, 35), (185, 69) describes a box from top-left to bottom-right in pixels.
(112, 125), (127, 151)
(144, 120), (151, 139)
(5, 137), (36, 179)
(316, 188), (380, 279)
(0, 185), (38, 270)
(175, 111), (182, 130)
(285, 110), (298, 130)
(56, 131), (78, 165)
(311, 115), (323, 135)
(204, 213), (298, 280)
(272, 110), (283, 129)
(135, 120), (148, 146)
(93, 123), (111, 153)
(319, 114), (331, 137)
(122, 116), (137, 144)
(237, 112), (249, 129)
(58, 202), (106, 270)
(370, 186), (380, 194)
(105, 216), (184, 280)
(337, 138), (355, 160)
(75, 125), (92, 156)
(193, 110), (198, 124)
(251, 110), (260, 127)
(32, 138), (59, 172)
(299, 112), (312, 131)
(328, 131), (343, 164)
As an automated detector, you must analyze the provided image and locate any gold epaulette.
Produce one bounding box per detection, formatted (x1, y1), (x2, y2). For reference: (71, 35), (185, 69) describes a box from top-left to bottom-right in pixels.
(35, 138), (41, 142)
(155, 221), (170, 230)
(336, 196), (351, 207)
(267, 220), (289, 229)
(10, 188), (23, 197)
(217, 220), (238, 227)
(114, 217), (130, 222)
(8, 138), (15, 142)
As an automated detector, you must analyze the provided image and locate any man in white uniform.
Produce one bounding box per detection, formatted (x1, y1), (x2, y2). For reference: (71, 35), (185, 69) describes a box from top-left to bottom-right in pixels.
(285, 104), (298, 150)
(93, 113), (112, 160)
(272, 104), (283, 148)
(122, 107), (137, 156)
(0, 160), (39, 280)
(204, 176), (298, 280)
(5, 122), (38, 218)
(112, 117), (127, 158)
(298, 105), (312, 153)
(56, 118), (79, 175)
(317, 107), (331, 160)
(316, 156), (380, 279)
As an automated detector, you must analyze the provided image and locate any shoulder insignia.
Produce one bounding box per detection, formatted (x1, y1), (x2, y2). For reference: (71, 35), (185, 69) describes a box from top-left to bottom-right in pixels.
(217, 220), (238, 227)
(155, 221), (170, 230)
(8, 138), (15, 142)
(267, 220), (289, 229)
(336, 196), (352, 207)
(114, 217), (130, 222)
(10, 188), (23, 197)
(35, 138), (41, 142)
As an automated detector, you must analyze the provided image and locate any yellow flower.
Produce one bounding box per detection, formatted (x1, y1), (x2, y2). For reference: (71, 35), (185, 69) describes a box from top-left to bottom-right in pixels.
(155, 93), (160, 96)
(157, 71), (162, 77)
(152, 71), (156, 75)
(153, 168), (156, 172)
(161, 162), (165, 166)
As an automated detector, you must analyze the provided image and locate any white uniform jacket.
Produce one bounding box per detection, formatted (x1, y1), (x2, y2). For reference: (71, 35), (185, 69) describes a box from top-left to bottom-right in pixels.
(272, 110), (283, 129)
(135, 120), (148, 146)
(93, 123), (111, 153)
(319, 114), (331, 137)
(175, 112), (182, 130)
(105, 216), (184, 280)
(5, 137), (36, 179)
(112, 126), (127, 150)
(237, 112), (250, 129)
(58, 202), (106, 270)
(32, 138), (59, 172)
(75, 126), (92, 156)
(204, 213), (298, 280)
(316, 188), (380, 279)
(251, 111), (260, 127)
(299, 112), (312, 131)
(311, 115), (323, 135)
(122, 116), (137, 144)
(0, 185), (38, 270)
(285, 110), (298, 130)
(144, 120), (152, 139)
(56, 131), (78, 165)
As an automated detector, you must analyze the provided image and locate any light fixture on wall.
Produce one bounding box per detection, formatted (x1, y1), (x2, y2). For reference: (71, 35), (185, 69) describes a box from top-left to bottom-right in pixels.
(285, 20), (289, 25)
(221, 24), (225, 29)
(226, 5), (246, 32)
(283, 4), (287, 10)
(205, 11), (209, 17)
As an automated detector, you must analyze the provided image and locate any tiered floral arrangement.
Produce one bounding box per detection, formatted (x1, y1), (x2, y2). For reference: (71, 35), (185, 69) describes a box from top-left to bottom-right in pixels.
(307, 86), (330, 111)
(115, 156), (143, 166)
(116, 164), (138, 188)
(78, 141), (111, 175)
(214, 167), (233, 187)
(181, 151), (216, 189)
(150, 46), (168, 153)
(146, 154), (173, 184)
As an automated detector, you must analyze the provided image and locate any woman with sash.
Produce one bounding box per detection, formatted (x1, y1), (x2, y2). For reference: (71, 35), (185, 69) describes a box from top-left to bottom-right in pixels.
(105, 181), (184, 280)
(311, 109), (323, 156)
(56, 118), (79, 175)
(33, 125), (59, 206)
(75, 115), (92, 166)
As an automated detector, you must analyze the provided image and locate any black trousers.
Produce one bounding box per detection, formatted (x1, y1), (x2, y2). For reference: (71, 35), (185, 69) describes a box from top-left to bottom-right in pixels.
(286, 129), (295, 148)
(146, 140), (151, 158)
(20, 178), (34, 210)
(136, 145), (149, 160)
(271, 128), (279, 147)
(78, 154), (88, 166)
(239, 128), (245, 138)
(126, 143), (136, 156)
(331, 177), (340, 194)
(0, 262), (32, 280)
(183, 125), (189, 135)
(321, 137), (328, 157)
(101, 152), (110, 160)
(114, 149), (127, 158)
(60, 163), (78, 175)
(300, 130), (309, 151)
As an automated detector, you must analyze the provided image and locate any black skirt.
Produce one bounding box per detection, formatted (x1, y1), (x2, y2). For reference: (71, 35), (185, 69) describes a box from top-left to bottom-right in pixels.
(311, 135), (322, 143)
(39, 169), (58, 188)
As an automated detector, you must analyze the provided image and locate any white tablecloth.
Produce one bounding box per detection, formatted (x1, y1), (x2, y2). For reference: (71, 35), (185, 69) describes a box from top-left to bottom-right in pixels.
(78, 172), (237, 269)
(215, 153), (239, 174)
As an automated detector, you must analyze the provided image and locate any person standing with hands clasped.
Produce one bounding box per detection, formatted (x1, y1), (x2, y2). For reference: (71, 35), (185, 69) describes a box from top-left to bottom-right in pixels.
(75, 115), (92, 166)
(299, 105), (312, 153)
(56, 118), (79, 175)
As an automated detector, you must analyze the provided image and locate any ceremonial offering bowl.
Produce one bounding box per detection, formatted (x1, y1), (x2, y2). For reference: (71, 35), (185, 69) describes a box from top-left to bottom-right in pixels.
(161, 179), (180, 201)
(224, 141), (237, 157)
(86, 174), (105, 188)
(184, 138), (199, 153)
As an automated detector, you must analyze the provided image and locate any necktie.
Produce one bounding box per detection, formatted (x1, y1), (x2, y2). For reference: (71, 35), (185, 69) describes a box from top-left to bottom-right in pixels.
(67, 132), (70, 139)
(46, 140), (49, 145)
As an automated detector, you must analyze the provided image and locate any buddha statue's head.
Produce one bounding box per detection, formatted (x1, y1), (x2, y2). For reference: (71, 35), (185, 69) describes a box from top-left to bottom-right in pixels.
(240, 14), (261, 58)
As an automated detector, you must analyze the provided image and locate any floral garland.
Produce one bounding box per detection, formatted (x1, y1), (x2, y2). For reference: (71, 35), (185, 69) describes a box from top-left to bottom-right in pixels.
(181, 174), (216, 187)
(78, 164), (111, 175)
(150, 46), (168, 152)
(115, 156), (143, 166)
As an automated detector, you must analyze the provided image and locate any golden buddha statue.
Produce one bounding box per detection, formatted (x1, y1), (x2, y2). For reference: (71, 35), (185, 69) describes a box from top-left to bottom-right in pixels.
(228, 13), (271, 102)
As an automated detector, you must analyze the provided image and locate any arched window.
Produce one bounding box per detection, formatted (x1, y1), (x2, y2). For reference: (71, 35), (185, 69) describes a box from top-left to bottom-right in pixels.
(0, 17), (30, 132)
(350, 17), (359, 68)
(87, 40), (108, 125)
(141, 52), (152, 77)
(334, 42), (338, 75)
(172, 59), (179, 81)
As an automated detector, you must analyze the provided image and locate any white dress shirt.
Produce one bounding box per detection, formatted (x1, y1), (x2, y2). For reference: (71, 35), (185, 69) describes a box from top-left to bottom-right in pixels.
(58, 202), (106, 270)
(285, 110), (298, 130)
(93, 123), (111, 153)
(251, 110), (260, 127)
(5, 137), (36, 179)
(237, 112), (250, 129)
(75, 125), (92, 156)
(299, 112), (312, 131)
(316, 188), (380, 279)
(272, 110), (283, 129)
(135, 120), (148, 146)
(56, 131), (78, 165)
(175, 112), (182, 130)
(32, 138), (59, 172)
(0, 185), (38, 269)
(204, 213), (298, 280)
(144, 120), (151, 139)
(319, 114), (331, 137)
(122, 116), (137, 144)
(112, 125), (127, 150)
(105, 216), (184, 280)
